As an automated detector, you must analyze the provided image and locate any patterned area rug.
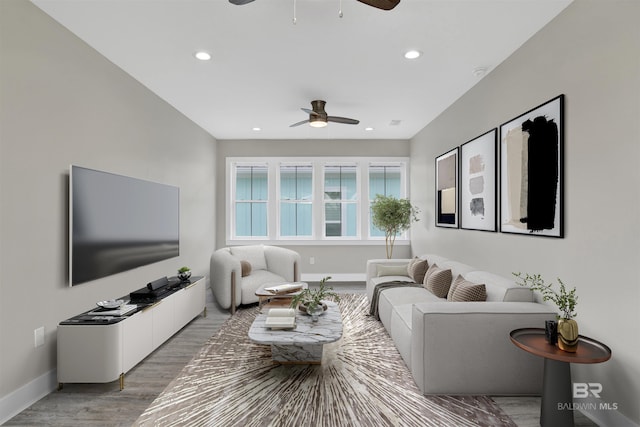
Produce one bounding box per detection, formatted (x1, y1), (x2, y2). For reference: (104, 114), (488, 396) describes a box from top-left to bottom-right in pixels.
(134, 294), (516, 427)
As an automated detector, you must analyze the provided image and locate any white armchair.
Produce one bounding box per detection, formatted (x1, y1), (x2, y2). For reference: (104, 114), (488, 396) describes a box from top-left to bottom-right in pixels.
(210, 245), (300, 313)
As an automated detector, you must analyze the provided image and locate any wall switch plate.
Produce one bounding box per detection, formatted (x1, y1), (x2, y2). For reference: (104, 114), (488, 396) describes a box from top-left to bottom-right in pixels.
(309, 257), (315, 265)
(34, 327), (45, 348)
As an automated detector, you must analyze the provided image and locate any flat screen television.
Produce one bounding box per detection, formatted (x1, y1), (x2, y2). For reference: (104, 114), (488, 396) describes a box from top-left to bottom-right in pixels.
(69, 165), (179, 286)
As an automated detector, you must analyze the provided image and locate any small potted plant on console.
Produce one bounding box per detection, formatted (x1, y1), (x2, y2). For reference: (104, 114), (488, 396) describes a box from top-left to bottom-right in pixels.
(290, 276), (340, 322)
(514, 272), (578, 352)
(178, 266), (192, 282)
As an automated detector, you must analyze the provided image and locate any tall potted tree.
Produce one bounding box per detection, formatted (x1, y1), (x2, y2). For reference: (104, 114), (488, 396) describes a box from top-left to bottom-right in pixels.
(370, 195), (419, 259)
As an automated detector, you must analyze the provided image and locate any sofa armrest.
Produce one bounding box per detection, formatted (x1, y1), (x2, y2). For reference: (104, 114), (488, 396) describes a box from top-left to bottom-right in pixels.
(210, 249), (242, 310)
(264, 246), (301, 282)
(366, 259), (412, 300)
(411, 301), (557, 395)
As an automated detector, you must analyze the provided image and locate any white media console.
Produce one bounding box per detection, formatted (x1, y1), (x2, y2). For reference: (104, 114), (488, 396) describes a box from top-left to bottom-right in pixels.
(57, 276), (206, 390)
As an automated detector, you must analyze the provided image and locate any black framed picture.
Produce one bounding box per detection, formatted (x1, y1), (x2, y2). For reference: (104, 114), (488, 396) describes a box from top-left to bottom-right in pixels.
(435, 148), (459, 228)
(499, 94), (564, 237)
(460, 129), (497, 232)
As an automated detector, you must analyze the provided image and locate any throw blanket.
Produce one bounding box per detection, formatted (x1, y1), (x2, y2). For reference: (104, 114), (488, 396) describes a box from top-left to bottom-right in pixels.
(369, 280), (422, 320)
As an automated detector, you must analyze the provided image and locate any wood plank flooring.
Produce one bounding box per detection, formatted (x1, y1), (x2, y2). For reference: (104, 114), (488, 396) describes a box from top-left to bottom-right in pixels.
(6, 283), (597, 426)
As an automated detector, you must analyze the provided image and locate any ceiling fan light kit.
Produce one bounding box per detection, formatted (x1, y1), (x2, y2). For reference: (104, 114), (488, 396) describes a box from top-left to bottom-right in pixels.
(290, 100), (359, 128)
(228, 0), (400, 12)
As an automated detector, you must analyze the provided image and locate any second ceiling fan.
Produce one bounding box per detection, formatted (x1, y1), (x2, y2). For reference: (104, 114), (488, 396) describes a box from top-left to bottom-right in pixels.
(290, 100), (359, 128)
(229, 0), (400, 11)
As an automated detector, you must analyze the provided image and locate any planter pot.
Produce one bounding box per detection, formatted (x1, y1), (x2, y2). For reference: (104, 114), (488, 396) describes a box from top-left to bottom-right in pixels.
(557, 318), (579, 352)
(178, 271), (192, 281)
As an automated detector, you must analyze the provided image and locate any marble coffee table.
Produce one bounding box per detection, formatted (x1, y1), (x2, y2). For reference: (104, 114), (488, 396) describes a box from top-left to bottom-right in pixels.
(248, 301), (343, 364)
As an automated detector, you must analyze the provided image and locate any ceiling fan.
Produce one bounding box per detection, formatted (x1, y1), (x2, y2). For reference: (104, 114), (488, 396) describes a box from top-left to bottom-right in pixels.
(290, 100), (360, 128)
(229, 0), (400, 11)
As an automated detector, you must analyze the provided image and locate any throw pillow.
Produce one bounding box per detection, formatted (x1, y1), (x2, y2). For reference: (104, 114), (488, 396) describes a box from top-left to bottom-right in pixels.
(230, 245), (267, 270)
(448, 274), (464, 301)
(240, 260), (252, 277)
(424, 265), (452, 298)
(377, 264), (409, 277)
(450, 276), (487, 302)
(407, 257), (429, 284)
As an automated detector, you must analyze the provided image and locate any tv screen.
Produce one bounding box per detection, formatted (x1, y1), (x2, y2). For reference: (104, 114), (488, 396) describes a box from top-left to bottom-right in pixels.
(70, 165), (179, 286)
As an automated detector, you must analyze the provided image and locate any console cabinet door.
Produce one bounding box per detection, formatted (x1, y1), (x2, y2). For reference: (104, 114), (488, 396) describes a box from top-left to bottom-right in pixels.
(122, 307), (154, 373)
(152, 298), (176, 348)
(174, 278), (205, 327)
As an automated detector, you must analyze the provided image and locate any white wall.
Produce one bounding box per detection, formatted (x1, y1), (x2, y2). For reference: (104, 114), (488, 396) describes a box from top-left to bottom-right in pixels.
(216, 139), (413, 277)
(0, 0), (216, 420)
(410, 1), (639, 425)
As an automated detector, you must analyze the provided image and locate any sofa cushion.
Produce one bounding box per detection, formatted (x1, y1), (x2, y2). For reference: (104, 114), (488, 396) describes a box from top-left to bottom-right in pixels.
(407, 257), (429, 283)
(424, 264), (452, 298)
(450, 276), (487, 302)
(377, 264), (410, 277)
(230, 245), (267, 271)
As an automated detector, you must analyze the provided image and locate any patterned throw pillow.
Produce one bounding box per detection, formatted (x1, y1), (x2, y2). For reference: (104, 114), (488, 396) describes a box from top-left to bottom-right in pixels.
(407, 257), (429, 284)
(424, 264), (452, 298)
(450, 275), (487, 302)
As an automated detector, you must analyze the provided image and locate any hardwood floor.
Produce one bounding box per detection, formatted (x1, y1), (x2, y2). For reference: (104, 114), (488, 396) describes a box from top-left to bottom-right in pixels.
(5, 283), (597, 426)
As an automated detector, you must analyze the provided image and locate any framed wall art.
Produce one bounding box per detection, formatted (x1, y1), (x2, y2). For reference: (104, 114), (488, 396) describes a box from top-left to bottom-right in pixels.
(500, 94), (564, 237)
(460, 129), (497, 232)
(435, 148), (459, 228)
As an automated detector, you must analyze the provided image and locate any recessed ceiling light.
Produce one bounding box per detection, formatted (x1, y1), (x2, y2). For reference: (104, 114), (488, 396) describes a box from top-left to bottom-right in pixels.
(365, 127), (374, 131)
(252, 127), (261, 131)
(194, 51), (212, 61)
(473, 67), (487, 77)
(404, 50), (421, 60)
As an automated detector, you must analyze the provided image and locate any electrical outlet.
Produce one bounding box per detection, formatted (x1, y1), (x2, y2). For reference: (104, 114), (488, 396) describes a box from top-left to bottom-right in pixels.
(34, 327), (45, 348)
(309, 257), (315, 265)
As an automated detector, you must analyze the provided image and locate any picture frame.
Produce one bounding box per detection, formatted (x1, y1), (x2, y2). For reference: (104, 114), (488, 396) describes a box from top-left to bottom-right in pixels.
(435, 147), (459, 228)
(460, 129), (497, 232)
(499, 94), (564, 237)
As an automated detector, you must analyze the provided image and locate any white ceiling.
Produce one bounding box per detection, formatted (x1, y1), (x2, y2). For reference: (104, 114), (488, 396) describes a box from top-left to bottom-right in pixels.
(31, 0), (571, 140)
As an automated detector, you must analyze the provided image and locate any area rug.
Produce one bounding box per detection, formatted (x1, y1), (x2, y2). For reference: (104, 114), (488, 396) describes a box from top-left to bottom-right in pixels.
(134, 294), (516, 427)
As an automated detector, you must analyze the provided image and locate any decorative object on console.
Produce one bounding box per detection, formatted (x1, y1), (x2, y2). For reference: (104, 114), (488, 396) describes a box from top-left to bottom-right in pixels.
(177, 266), (191, 281)
(290, 276), (340, 320)
(370, 195), (420, 258)
(460, 128), (497, 232)
(500, 95), (564, 237)
(96, 299), (125, 309)
(514, 272), (578, 352)
(435, 148), (459, 228)
(544, 320), (558, 344)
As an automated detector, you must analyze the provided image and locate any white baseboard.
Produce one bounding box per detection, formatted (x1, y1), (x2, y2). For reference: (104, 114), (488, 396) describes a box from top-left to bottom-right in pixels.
(0, 369), (58, 425)
(301, 273), (365, 282)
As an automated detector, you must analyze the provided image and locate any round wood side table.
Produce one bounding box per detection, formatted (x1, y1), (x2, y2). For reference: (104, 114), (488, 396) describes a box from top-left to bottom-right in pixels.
(510, 328), (611, 427)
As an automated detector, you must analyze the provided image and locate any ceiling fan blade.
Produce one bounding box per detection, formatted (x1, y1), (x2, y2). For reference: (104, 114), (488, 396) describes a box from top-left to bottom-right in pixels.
(229, 0), (255, 5)
(290, 119), (310, 127)
(301, 108), (319, 116)
(356, 0), (400, 10)
(327, 116), (360, 125)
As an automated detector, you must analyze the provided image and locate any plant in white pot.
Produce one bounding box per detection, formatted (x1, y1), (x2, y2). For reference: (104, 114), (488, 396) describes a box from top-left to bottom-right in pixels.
(514, 272), (579, 352)
(290, 276), (340, 322)
(370, 195), (420, 259)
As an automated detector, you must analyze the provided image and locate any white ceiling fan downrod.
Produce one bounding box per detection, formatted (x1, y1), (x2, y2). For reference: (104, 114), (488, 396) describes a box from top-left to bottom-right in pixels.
(292, 0), (344, 24)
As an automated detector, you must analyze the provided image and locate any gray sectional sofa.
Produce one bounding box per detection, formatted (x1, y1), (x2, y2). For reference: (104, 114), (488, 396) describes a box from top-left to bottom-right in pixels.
(366, 254), (557, 395)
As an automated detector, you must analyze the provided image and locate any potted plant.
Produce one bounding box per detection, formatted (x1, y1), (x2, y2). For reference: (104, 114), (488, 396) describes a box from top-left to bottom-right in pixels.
(370, 195), (420, 259)
(178, 266), (192, 281)
(290, 276), (340, 321)
(513, 272), (579, 352)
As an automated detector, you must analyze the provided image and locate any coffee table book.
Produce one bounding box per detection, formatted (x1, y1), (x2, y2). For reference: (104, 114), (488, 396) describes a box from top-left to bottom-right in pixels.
(264, 283), (304, 295)
(265, 308), (296, 329)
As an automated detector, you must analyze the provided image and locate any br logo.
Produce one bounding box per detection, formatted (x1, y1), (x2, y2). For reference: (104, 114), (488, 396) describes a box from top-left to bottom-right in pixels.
(573, 383), (602, 398)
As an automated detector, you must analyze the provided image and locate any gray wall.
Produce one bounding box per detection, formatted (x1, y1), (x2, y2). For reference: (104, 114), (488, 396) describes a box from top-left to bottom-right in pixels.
(409, 1), (639, 425)
(216, 139), (412, 276)
(0, 0), (216, 417)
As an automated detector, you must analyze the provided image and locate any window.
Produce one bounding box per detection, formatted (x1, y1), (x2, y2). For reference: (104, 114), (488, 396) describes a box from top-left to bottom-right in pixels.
(227, 157), (408, 244)
(234, 164), (268, 237)
(280, 165), (313, 237)
(369, 164), (402, 237)
(323, 165), (358, 237)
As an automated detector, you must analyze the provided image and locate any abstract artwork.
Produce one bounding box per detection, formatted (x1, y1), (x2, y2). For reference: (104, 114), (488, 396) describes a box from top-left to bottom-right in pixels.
(460, 129), (497, 232)
(435, 148), (458, 228)
(500, 95), (564, 237)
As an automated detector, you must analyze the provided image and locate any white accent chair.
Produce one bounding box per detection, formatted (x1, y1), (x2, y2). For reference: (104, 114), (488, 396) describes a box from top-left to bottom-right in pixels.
(210, 245), (300, 314)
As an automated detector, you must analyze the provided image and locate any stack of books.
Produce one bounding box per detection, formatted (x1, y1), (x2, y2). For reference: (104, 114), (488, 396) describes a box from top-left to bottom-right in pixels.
(265, 308), (296, 329)
(264, 283), (304, 295)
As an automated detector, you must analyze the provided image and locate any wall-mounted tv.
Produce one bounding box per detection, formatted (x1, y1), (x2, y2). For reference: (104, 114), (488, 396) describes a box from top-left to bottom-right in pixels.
(70, 165), (179, 286)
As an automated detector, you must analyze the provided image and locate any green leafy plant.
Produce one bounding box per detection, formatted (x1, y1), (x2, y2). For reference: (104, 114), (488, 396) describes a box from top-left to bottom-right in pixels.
(513, 272), (577, 319)
(370, 195), (420, 259)
(178, 266), (190, 273)
(290, 276), (340, 311)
